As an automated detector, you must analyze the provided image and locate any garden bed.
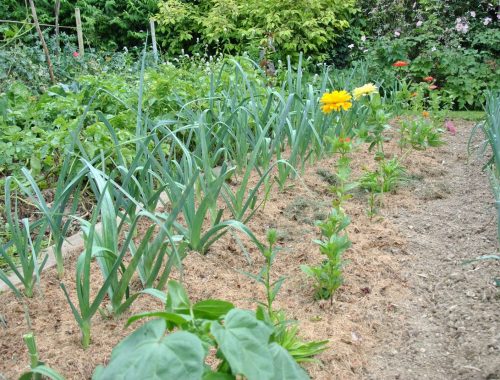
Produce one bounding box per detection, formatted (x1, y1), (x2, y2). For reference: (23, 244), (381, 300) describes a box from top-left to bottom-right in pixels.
(2, 120), (497, 379)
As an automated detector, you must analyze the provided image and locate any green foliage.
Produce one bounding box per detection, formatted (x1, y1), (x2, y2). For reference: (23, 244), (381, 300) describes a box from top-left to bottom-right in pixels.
(301, 208), (351, 300)
(0, 177), (49, 298)
(155, 0), (355, 60)
(399, 116), (444, 150)
(0, 0), (158, 49)
(359, 157), (407, 194)
(470, 91), (500, 243)
(105, 280), (311, 380)
(356, 0), (499, 110)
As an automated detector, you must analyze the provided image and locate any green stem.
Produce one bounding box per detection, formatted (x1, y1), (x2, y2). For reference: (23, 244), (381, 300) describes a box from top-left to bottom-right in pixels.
(23, 333), (41, 380)
(81, 320), (91, 349)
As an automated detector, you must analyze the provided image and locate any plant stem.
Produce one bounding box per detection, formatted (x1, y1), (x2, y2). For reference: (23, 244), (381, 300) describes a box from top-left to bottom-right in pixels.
(81, 320), (91, 349)
(23, 333), (41, 379)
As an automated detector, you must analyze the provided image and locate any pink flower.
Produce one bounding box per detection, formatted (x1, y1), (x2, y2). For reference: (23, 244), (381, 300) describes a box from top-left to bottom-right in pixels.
(445, 120), (457, 135)
(416, 20), (423, 27)
(73, 51), (79, 58)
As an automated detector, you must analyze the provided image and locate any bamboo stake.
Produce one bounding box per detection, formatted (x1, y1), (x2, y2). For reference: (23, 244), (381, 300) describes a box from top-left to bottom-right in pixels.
(28, 0), (55, 83)
(150, 19), (158, 63)
(75, 8), (84, 57)
(54, 0), (61, 55)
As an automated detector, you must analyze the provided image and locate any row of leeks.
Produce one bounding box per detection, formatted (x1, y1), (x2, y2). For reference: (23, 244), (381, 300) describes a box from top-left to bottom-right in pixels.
(0, 54), (370, 347)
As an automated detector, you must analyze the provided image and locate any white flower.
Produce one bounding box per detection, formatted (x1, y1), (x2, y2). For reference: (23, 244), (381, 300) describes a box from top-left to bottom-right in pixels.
(348, 44), (354, 49)
(484, 17), (492, 25)
(455, 18), (469, 33)
(416, 20), (423, 27)
(361, 35), (366, 42)
(394, 30), (401, 37)
(431, 46), (437, 52)
(470, 11), (476, 17)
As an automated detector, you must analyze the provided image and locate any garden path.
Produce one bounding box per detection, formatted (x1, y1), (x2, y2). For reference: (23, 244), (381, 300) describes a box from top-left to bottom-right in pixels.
(366, 121), (500, 380)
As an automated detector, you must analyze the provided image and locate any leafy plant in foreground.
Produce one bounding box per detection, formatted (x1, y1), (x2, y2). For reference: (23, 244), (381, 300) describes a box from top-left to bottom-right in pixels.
(95, 280), (310, 380)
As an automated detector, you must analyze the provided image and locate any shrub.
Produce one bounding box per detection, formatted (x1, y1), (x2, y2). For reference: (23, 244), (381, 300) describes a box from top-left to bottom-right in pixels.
(155, 0), (355, 61)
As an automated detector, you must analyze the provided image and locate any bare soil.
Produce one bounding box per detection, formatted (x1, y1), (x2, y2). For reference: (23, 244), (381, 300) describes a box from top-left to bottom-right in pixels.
(0, 120), (498, 380)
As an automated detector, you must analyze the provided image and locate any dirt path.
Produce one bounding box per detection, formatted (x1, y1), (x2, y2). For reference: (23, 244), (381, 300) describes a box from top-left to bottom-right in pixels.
(366, 121), (500, 379)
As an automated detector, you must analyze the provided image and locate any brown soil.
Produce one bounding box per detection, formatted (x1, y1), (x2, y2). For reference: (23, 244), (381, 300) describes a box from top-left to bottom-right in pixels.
(1, 120), (499, 380)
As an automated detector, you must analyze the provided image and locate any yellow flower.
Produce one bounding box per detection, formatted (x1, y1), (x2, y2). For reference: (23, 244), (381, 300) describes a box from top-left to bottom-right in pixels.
(352, 83), (378, 100)
(320, 90), (352, 113)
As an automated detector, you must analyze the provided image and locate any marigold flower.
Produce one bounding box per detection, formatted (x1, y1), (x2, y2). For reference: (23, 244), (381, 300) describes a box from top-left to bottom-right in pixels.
(320, 90), (352, 113)
(422, 111), (430, 118)
(423, 76), (434, 83)
(353, 83), (378, 100)
(428, 84), (438, 90)
(392, 60), (409, 67)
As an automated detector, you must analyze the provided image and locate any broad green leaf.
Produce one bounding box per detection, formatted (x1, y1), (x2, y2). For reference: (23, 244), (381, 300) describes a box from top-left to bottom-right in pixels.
(93, 320), (205, 380)
(211, 309), (274, 380)
(269, 343), (310, 380)
(166, 280), (191, 314)
(192, 300), (235, 320)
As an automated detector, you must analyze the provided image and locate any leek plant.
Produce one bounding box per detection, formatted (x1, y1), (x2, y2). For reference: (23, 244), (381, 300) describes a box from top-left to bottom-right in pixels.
(470, 91), (500, 245)
(0, 178), (48, 298)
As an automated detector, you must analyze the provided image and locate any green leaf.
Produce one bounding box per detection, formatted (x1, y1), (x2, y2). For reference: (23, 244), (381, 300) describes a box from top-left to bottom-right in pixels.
(93, 320), (205, 380)
(192, 300), (235, 320)
(166, 280), (191, 314)
(19, 365), (65, 380)
(269, 343), (310, 380)
(211, 309), (274, 380)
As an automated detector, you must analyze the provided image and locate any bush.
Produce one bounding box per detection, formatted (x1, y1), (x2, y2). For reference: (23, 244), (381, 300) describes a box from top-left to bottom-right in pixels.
(155, 0), (356, 61)
(348, 0), (500, 110)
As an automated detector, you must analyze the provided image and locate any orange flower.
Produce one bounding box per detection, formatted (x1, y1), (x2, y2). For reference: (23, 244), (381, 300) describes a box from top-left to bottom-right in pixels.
(339, 137), (351, 143)
(428, 84), (438, 90)
(422, 111), (430, 118)
(423, 76), (434, 82)
(392, 60), (409, 67)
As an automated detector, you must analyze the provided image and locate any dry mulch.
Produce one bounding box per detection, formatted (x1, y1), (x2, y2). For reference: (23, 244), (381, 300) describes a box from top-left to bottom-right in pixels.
(1, 120), (498, 379)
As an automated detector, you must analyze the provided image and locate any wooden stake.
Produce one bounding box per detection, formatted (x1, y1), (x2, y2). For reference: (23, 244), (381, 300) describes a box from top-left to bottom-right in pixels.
(75, 8), (84, 57)
(54, 0), (61, 55)
(28, 0), (55, 83)
(150, 19), (158, 63)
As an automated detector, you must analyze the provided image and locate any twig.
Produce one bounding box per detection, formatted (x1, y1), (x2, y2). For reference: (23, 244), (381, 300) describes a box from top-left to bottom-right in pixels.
(0, 19), (76, 29)
(28, 0), (56, 83)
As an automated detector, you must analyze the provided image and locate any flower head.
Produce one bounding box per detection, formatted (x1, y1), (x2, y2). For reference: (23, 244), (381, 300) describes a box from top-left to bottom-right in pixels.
(423, 76), (434, 83)
(320, 91), (352, 113)
(445, 120), (457, 135)
(353, 83), (378, 100)
(339, 137), (351, 143)
(416, 20), (423, 27)
(73, 51), (79, 58)
(484, 17), (492, 25)
(422, 111), (430, 118)
(393, 60), (409, 67)
(428, 84), (438, 90)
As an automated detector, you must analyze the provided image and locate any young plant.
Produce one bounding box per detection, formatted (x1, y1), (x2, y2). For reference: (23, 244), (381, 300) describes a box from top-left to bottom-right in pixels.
(399, 116), (444, 151)
(19, 334), (64, 380)
(97, 280), (311, 380)
(301, 207), (351, 300)
(0, 177), (49, 298)
(359, 157), (407, 194)
(245, 230), (328, 362)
